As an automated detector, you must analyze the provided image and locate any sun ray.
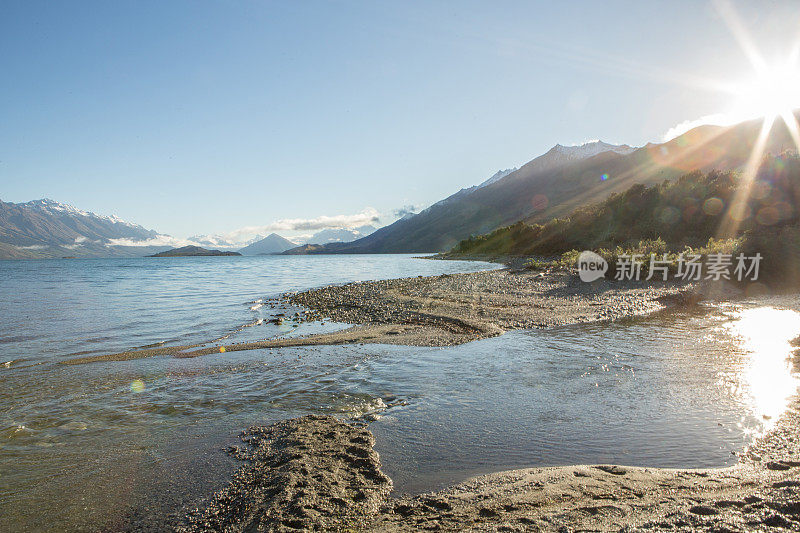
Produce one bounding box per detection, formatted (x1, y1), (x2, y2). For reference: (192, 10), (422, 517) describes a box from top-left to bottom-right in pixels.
(779, 110), (800, 152)
(555, 124), (734, 218)
(713, 0), (768, 75)
(703, 0), (800, 240)
(717, 115), (776, 239)
(452, 17), (743, 99)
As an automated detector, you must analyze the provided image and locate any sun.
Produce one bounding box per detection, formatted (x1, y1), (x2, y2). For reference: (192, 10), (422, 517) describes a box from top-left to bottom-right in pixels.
(729, 60), (800, 123)
(662, 1), (800, 146)
(716, 56), (800, 238)
(706, 0), (800, 239)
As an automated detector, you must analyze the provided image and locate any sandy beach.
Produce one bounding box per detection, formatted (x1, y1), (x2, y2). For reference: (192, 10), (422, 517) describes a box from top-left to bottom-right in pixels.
(166, 267), (792, 531)
(58, 265), (800, 531)
(178, 400), (800, 532)
(64, 268), (695, 365)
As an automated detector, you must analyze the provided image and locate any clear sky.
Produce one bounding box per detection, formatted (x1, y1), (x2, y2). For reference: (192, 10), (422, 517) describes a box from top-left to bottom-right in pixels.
(2, 0), (799, 241)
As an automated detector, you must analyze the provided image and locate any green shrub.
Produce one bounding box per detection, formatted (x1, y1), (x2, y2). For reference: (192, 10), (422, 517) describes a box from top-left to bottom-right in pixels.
(450, 152), (800, 285)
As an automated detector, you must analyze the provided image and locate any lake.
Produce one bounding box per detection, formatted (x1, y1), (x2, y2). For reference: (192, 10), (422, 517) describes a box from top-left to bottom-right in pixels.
(1, 255), (798, 531)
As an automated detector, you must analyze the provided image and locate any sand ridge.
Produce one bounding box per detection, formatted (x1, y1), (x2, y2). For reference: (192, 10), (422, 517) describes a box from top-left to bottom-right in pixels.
(62, 269), (695, 365)
(178, 402), (800, 531)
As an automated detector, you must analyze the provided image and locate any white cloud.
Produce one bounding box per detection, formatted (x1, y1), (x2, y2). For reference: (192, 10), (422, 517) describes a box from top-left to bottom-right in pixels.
(62, 235), (92, 249)
(290, 233), (315, 243)
(222, 208), (381, 241)
(18, 244), (48, 250)
(106, 235), (195, 248)
(105, 208), (382, 248)
(662, 113), (735, 141)
(393, 205), (421, 218)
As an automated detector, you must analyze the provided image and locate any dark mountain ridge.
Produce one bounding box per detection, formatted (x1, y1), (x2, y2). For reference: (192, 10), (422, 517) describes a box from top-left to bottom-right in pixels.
(282, 115), (799, 254)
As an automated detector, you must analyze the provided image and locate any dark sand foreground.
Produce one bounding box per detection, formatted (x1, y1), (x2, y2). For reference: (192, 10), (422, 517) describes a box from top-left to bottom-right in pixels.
(179, 404), (800, 532)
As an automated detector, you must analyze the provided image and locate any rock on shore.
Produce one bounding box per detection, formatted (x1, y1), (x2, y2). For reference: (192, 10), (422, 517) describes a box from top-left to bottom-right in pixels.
(287, 269), (696, 347)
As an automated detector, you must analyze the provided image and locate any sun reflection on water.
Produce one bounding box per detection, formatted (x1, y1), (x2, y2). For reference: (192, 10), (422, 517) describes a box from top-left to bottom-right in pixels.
(725, 307), (800, 430)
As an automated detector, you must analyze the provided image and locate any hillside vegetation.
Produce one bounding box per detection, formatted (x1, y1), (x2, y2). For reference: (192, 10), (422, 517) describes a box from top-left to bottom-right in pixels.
(447, 153), (800, 286)
(282, 115), (798, 255)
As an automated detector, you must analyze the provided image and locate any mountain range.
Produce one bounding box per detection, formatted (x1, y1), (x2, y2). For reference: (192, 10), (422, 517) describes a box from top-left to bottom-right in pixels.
(0, 201), (377, 259)
(282, 114), (798, 254)
(187, 233), (269, 250)
(235, 225), (378, 255)
(0, 198), (168, 259)
(2, 113), (797, 259)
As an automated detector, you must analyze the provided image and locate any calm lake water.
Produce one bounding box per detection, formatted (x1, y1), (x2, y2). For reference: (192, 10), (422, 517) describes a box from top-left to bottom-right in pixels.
(1, 255), (799, 531)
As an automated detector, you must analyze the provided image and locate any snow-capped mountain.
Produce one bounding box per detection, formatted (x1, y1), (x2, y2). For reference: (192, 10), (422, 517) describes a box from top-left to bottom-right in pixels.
(476, 168), (518, 189)
(187, 233), (269, 249)
(21, 198), (144, 229)
(499, 140), (637, 181)
(0, 198), (164, 258)
(547, 140), (636, 162)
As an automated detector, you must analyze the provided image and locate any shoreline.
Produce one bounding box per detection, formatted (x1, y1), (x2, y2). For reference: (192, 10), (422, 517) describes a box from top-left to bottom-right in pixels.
(63, 267), (697, 365)
(370, 393), (800, 531)
(178, 395), (800, 531)
(74, 259), (797, 530)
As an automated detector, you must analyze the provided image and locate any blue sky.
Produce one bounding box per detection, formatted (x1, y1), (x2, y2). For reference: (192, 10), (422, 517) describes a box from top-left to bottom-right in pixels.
(2, 1), (799, 241)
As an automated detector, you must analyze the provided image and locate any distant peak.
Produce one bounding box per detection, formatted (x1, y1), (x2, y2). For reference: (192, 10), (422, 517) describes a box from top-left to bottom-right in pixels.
(21, 198), (135, 227)
(477, 167), (518, 189)
(27, 198), (59, 206)
(548, 140), (636, 159)
(553, 140), (609, 149)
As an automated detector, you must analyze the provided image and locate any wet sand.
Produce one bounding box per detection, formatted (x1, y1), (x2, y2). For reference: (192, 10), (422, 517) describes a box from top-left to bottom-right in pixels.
(178, 416), (392, 532)
(63, 269), (695, 365)
(167, 268), (800, 531)
(178, 399), (800, 532)
(62, 265), (800, 530)
(370, 398), (800, 531)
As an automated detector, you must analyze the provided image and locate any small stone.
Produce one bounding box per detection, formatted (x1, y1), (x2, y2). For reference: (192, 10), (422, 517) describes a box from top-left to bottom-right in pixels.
(595, 465), (627, 475)
(689, 505), (718, 516)
(766, 461), (791, 471)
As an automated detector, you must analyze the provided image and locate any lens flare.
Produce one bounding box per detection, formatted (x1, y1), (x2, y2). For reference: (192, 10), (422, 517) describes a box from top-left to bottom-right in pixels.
(703, 197), (724, 216)
(658, 206), (680, 224)
(531, 194), (549, 210)
(130, 379), (145, 393)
